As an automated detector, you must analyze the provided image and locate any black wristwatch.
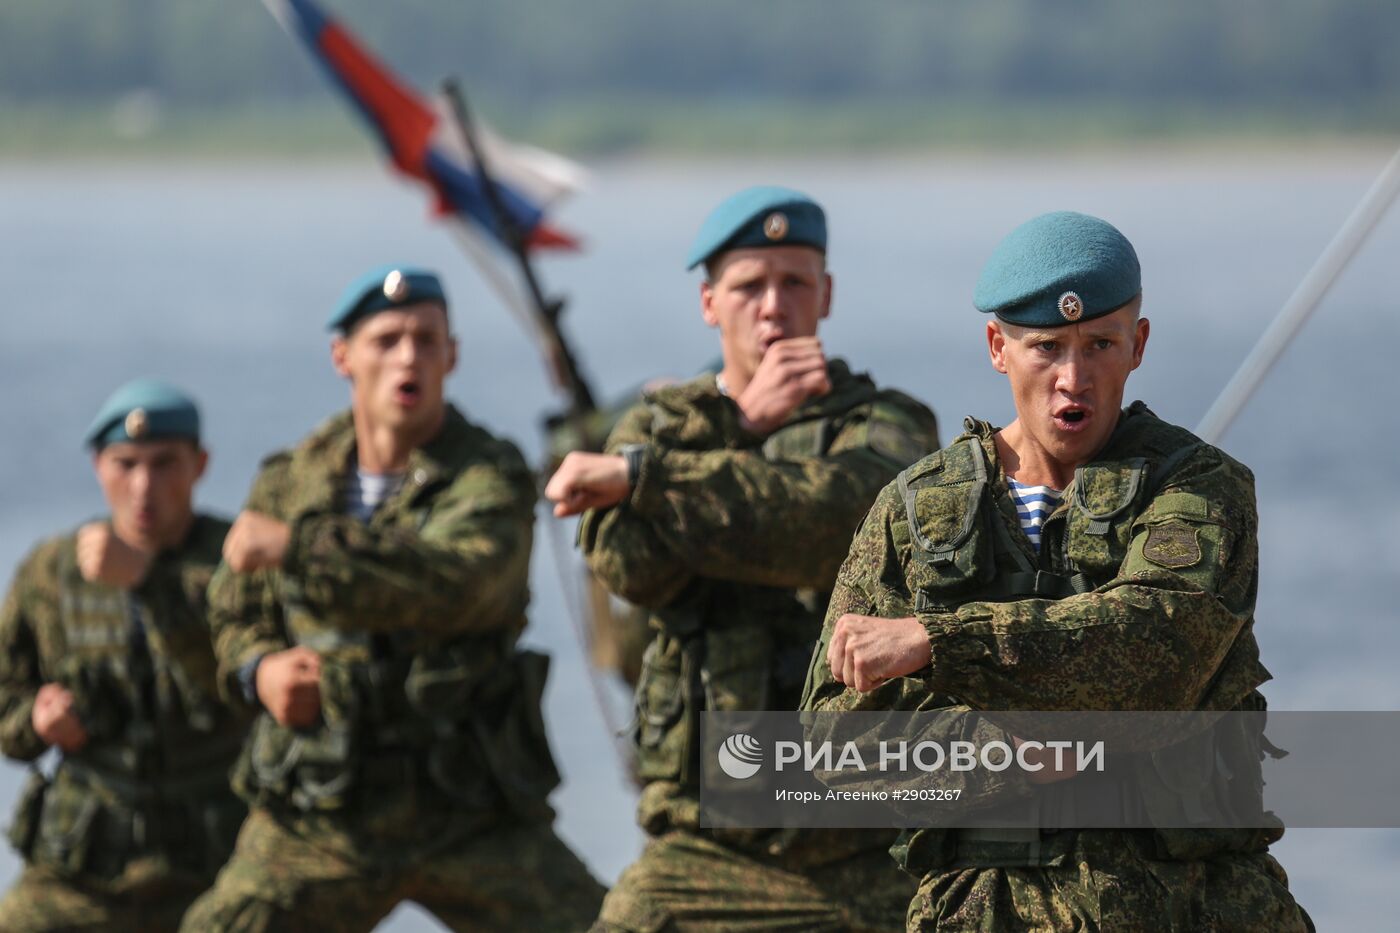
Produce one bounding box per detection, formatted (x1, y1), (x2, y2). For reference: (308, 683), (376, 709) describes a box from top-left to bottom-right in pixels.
(237, 655), (265, 707)
(619, 443), (647, 488)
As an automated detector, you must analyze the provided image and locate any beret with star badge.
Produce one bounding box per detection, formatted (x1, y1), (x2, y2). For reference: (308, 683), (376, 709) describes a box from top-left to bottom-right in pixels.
(685, 186), (827, 271)
(974, 211), (1141, 327)
(327, 264), (448, 333)
(84, 378), (201, 449)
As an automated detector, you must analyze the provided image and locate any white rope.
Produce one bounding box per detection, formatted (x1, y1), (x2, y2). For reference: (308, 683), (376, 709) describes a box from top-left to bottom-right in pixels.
(1197, 144), (1400, 444)
(540, 509), (632, 764)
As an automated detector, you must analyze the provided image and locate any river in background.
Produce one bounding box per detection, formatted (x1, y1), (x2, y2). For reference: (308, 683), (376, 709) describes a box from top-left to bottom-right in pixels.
(1, 153), (1397, 929)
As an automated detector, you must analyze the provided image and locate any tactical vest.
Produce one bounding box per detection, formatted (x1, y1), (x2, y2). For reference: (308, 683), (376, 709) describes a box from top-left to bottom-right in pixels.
(8, 542), (246, 880)
(234, 590), (559, 823)
(892, 404), (1281, 872)
(631, 409), (856, 794)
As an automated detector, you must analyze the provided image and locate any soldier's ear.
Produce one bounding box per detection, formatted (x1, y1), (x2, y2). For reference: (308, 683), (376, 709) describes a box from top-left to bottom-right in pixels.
(700, 280), (720, 328)
(987, 321), (1009, 374)
(446, 336), (459, 375)
(330, 335), (351, 379)
(1130, 316), (1150, 370)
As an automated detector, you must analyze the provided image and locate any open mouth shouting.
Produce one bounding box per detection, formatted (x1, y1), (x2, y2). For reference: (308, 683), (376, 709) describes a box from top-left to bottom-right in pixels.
(395, 379), (422, 407)
(1053, 403), (1092, 433)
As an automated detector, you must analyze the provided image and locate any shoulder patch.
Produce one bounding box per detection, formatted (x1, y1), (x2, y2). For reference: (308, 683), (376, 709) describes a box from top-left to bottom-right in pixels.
(1142, 521), (1201, 569)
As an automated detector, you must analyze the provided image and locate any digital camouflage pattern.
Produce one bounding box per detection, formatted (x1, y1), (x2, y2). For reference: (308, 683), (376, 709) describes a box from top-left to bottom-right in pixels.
(184, 808), (602, 933)
(0, 515), (248, 932)
(0, 865), (210, 933)
(182, 406), (604, 931)
(580, 360), (939, 931)
(906, 834), (1306, 932)
(801, 403), (1313, 932)
(596, 830), (925, 933)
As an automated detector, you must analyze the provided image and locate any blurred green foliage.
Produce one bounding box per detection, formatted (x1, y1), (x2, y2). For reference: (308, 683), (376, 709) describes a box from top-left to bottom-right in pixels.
(2, 0), (1397, 153)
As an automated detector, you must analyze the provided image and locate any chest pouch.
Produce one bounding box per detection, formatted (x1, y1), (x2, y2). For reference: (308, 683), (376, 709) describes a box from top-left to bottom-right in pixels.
(29, 779), (101, 877)
(899, 440), (996, 610)
(631, 635), (700, 784)
(1063, 458), (1148, 582)
(240, 657), (361, 813)
(702, 623), (775, 715)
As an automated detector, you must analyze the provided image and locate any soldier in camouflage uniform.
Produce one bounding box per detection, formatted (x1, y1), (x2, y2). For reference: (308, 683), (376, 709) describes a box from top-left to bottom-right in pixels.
(181, 266), (604, 931)
(0, 379), (248, 932)
(805, 212), (1313, 931)
(546, 187), (941, 932)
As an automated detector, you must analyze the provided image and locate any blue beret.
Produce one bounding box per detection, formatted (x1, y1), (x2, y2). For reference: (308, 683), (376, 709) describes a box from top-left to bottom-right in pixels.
(85, 379), (200, 449)
(974, 211), (1141, 327)
(327, 264), (448, 333)
(685, 186), (826, 271)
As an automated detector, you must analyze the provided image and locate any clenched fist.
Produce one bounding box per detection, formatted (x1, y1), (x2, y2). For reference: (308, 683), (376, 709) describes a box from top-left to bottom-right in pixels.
(255, 646), (323, 728)
(544, 452), (630, 518)
(31, 683), (89, 752)
(76, 522), (151, 589)
(223, 510), (291, 574)
(735, 337), (830, 436)
(826, 614), (930, 693)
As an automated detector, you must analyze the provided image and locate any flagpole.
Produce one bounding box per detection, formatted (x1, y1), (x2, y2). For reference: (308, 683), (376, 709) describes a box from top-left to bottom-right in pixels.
(441, 79), (597, 416)
(1196, 144), (1400, 444)
(441, 80), (632, 759)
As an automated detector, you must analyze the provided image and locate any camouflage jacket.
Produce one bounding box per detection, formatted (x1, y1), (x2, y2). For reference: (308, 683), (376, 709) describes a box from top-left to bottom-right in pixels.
(0, 515), (248, 886)
(580, 358), (940, 845)
(801, 403), (1275, 871)
(209, 406), (552, 863)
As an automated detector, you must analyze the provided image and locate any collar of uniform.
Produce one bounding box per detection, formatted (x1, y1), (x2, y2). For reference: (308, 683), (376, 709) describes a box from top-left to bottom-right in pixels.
(288, 405), (470, 509)
(400, 405), (473, 494)
(1096, 399), (1152, 456)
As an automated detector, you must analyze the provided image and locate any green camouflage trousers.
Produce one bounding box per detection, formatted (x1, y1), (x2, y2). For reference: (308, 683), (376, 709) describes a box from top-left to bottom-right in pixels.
(908, 836), (1313, 932)
(593, 829), (915, 933)
(179, 808), (605, 932)
(0, 865), (208, 932)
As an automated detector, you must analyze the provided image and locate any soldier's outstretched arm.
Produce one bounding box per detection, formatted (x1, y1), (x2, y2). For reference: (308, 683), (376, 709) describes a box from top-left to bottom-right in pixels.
(585, 394), (934, 601)
(577, 402), (696, 607)
(620, 440), (914, 591)
(918, 447), (1261, 712)
(279, 456), (536, 637)
(0, 549), (47, 760)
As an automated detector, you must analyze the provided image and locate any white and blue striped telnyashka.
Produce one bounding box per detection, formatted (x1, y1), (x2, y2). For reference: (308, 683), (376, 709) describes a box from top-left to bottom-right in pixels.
(1007, 479), (1063, 551)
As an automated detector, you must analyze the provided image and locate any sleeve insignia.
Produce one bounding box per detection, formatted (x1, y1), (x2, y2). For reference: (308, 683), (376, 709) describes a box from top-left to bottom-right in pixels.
(1142, 522), (1201, 569)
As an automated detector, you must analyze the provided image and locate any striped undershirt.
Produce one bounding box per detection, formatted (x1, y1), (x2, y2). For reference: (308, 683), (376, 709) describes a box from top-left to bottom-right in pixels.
(1007, 479), (1063, 551)
(343, 468), (404, 524)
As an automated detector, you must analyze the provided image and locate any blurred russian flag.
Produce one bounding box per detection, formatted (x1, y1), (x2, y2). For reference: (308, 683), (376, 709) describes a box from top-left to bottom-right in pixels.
(262, 0), (584, 253)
